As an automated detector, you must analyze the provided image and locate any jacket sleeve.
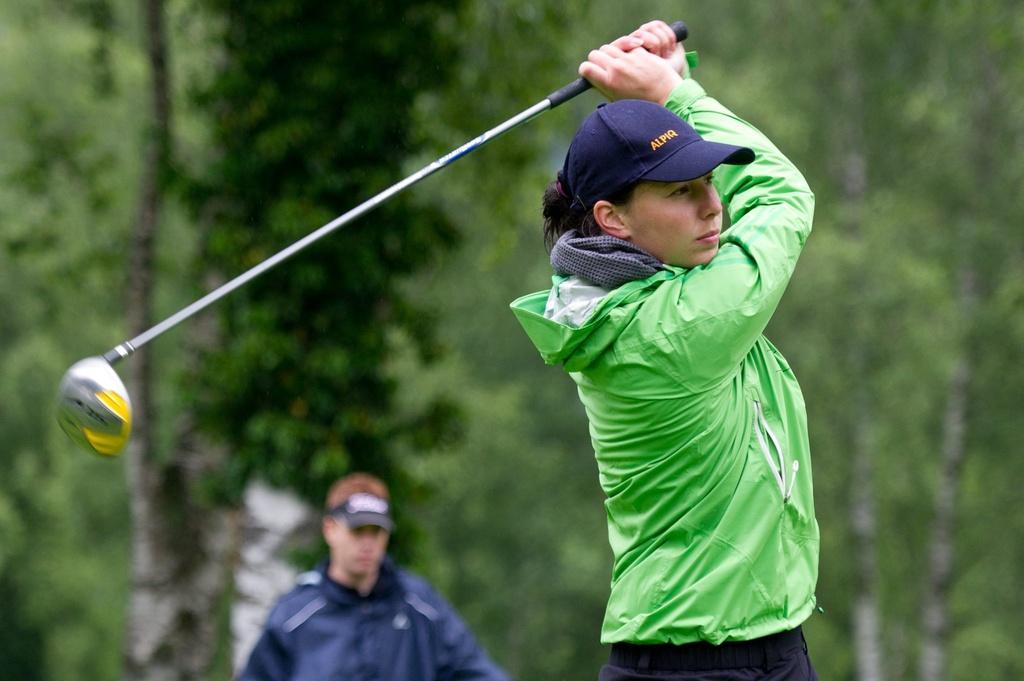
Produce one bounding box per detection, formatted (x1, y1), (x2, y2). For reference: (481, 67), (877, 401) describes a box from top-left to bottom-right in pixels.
(658, 78), (815, 389)
(237, 618), (291, 681)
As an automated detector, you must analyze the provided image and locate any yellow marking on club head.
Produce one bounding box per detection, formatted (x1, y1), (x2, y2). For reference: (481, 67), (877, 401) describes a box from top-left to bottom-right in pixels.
(83, 427), (130, 456)
(84, 390), (132, 457)
(96, 390), (131, 424)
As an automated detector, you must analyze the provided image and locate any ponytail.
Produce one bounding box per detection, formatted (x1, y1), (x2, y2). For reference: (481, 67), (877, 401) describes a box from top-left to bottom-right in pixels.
(542, 179), (638, 252)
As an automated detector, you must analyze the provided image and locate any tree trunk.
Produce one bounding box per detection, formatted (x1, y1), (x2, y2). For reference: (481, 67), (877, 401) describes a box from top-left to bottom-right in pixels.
(918, 42), (995, 681)
(851, 394), (885, 681)
(122, 0), (168, 671)
(123, 1), (237, 679)
(231, 482), (318, 677)
(125, 420), (237, 681)
(835, 6), (885, 678)
(918, 316), (971, 681)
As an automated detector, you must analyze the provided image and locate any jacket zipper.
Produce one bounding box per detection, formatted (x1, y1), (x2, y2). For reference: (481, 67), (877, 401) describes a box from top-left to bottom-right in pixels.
(753, 400), (799, 502)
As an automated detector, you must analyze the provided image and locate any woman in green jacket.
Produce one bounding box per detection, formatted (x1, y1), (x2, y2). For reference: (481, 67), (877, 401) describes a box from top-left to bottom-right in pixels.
(511, 21), (819, 680)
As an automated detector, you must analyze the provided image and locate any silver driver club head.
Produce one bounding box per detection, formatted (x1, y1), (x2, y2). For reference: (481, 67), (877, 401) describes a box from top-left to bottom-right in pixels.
(56, 357), (132, 457)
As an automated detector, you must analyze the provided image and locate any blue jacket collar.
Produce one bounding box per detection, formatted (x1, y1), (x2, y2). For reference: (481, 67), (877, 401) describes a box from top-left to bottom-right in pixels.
(317, 556), (399, 604)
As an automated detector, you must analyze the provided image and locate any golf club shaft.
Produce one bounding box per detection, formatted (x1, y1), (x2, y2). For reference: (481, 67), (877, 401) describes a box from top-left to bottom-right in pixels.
(103, 20), (688, 365)
(101, 101), (551, 364)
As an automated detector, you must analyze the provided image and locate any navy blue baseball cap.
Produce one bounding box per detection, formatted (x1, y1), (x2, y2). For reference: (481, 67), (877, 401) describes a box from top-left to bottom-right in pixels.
(561, 99), (754, 211)
(328, 492), (394, 531)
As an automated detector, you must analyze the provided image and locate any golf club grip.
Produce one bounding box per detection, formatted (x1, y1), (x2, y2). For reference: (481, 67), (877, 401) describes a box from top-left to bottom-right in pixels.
(547, 20), (689, 109)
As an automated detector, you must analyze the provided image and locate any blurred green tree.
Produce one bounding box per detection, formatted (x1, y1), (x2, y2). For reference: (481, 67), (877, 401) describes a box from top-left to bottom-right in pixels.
(0, 0), (140, 678)
(188, 0), (462, 546)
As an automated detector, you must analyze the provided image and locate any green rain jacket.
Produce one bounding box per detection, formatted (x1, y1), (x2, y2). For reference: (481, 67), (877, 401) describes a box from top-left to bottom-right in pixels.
(510, 79), (818, 645)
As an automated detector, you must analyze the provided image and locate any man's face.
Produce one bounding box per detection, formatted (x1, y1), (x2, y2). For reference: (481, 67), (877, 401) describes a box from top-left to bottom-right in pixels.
(323, 517), (390, 584)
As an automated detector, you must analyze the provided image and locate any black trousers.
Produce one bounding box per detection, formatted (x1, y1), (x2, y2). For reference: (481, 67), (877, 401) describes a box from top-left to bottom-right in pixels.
(599, 627), (819, 681)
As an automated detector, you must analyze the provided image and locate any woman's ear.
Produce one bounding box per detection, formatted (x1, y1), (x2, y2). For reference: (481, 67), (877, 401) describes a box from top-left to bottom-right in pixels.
(593, 200), (631, 240)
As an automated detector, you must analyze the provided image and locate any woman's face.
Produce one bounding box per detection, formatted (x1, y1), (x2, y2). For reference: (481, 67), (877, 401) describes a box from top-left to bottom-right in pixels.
(606, 174), (723, 268)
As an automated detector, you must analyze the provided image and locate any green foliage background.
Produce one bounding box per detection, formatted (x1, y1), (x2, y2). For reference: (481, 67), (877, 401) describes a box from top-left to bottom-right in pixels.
(1, 0), (1022, 680)
(186, 0), (463, 538)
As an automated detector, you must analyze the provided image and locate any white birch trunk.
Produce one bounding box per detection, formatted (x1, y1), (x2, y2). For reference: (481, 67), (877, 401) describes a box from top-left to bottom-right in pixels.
(124, 414), (237, 681)
(123, 1), (238, 678)
(836, 6), (886, 675)
(851, 403), (885, 681)
(919, 39), (995, 680)
(918, 348), (970, 681)
(231, 481), (318, 677)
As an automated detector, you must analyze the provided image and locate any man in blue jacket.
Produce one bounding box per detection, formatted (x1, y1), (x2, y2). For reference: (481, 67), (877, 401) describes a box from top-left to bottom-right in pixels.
(240, 472), (510, 681)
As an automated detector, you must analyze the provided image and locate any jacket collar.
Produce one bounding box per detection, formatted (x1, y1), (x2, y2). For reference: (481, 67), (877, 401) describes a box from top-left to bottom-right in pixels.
(317, 556), (399, 605)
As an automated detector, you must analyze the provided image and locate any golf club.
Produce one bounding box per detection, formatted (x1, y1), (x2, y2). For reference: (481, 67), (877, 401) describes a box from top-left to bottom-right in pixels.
(56, 20), (689, 457)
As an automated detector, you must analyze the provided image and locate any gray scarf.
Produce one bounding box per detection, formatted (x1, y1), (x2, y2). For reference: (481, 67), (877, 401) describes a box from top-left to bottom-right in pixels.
(550, 230), (664, 289)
